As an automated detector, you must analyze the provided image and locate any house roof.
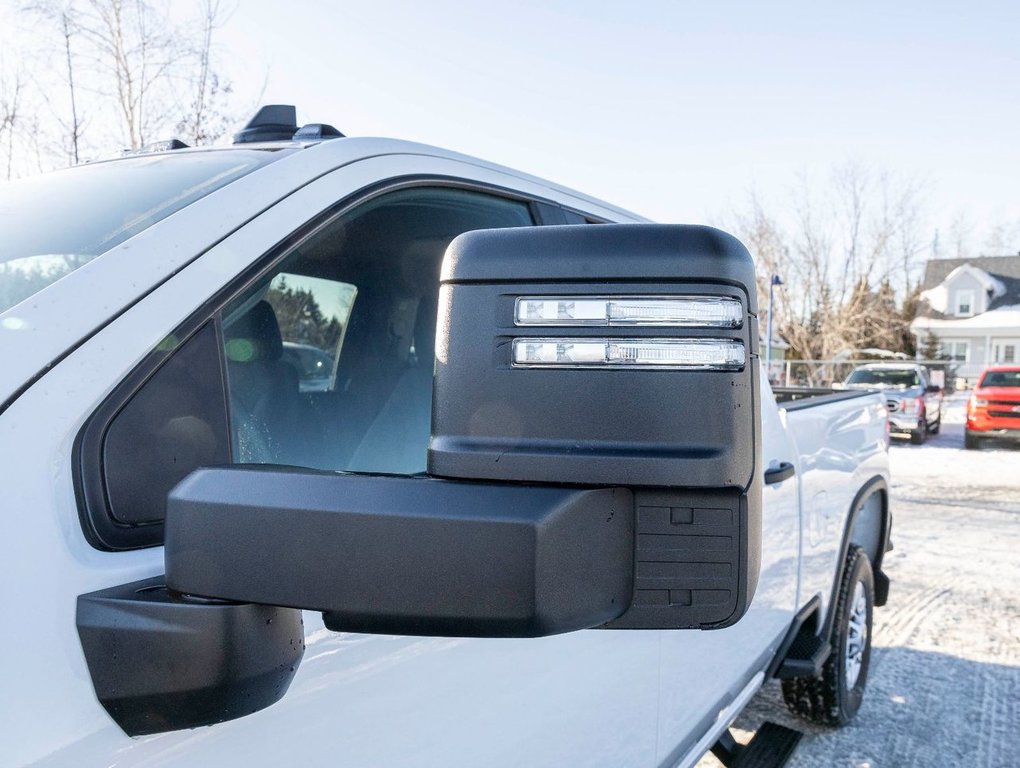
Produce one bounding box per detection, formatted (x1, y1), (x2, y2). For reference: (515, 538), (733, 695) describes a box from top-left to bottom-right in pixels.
(917, 255), (1020, 318)
(921, 255), (1020, 288)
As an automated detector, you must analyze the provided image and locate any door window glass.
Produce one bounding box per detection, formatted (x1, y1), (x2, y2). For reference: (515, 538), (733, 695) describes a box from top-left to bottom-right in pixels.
(226, 272), (357, 394)
(221, 186), (534, 473)
(80, 185), (535, 549)
(94, 321), (231, 543)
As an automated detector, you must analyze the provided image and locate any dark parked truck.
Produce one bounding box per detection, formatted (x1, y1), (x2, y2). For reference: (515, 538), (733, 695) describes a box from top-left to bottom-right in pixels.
(843, 363), (943, 444)
(0, 107), (891, 767)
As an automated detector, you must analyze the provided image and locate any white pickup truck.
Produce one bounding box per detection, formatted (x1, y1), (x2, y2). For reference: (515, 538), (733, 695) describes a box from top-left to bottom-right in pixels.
(1, 107), (891, 768)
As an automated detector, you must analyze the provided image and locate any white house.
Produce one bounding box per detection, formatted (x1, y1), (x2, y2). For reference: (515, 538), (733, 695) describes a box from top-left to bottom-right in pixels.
(910, 255), (1020, 383)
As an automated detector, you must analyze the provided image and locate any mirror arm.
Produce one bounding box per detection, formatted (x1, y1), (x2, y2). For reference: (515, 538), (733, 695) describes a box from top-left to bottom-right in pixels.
(166, 467), (635, 638)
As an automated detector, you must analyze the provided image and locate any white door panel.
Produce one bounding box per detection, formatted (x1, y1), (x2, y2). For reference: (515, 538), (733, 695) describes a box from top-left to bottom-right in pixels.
(784, 396), (887, 622)
(656, 374), (799, 763)
(8, 154), (663, 767)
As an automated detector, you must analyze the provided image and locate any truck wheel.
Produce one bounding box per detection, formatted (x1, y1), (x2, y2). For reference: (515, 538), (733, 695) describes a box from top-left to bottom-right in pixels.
(964, 431), (980, 450)
(782, 545), (874, 726)
(910, 417), (927, 445)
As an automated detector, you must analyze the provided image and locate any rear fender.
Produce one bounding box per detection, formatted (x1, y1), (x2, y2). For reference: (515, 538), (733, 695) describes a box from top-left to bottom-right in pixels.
(824, 476), (891, 637)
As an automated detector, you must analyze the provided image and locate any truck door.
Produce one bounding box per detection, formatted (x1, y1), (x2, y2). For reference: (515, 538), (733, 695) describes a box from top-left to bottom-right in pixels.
(11, 157), (660, 767)
(654, 375), (799, 764)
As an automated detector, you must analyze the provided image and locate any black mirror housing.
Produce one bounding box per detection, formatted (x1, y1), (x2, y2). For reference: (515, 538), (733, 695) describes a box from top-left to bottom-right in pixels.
(431, 224), (759, 488)
(431, 224), (762, 629)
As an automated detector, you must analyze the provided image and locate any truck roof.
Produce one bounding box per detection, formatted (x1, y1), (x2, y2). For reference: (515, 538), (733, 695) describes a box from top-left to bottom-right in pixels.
(101, 136), (646, 225)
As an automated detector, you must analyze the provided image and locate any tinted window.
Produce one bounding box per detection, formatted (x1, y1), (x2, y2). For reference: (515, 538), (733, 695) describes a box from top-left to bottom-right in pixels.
(845, 369), (920, 388)
(979, 370), (1020, 388)
(221, 187), (534, 474)
(0, 149), (287, 314)
(81, 185), (535, 549)
(100, 322), (230, 528)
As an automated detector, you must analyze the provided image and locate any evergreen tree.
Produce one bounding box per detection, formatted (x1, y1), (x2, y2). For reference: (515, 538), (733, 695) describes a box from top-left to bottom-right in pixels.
(898, 282), (924, 356)
(267, 277), (343, 353)
(920, 331), (943, 361)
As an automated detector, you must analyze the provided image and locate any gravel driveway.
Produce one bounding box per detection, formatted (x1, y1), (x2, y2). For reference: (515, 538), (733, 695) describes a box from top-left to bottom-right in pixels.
(702, 394), (1020, 767)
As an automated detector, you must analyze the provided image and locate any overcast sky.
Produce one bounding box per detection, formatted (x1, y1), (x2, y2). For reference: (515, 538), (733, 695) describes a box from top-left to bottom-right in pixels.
(204, 0), (1020, 241)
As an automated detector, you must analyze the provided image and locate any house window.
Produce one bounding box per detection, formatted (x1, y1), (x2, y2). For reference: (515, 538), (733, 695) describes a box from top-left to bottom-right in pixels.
(993, 341), (1018, 364)
(940, 341), (969, 362)
(955, 290), (974, 316)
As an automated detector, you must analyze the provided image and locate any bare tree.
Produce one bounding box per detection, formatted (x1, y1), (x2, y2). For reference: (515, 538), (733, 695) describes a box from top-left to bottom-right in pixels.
(984, 220), (1020, 255)
(0, 64), (25, 179)
(14, 0), (248, 162)
(726, 162), (931, 365)
(23, 0), (87, 165)
(175, 0), (238, 145)
(57, 3), (83, 162)
(946, 212), (975, 259)
(72, 0), (181, 149)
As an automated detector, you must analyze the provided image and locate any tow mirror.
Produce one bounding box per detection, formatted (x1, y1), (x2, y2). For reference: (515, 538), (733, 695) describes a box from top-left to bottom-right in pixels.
(430, 224), (762, 630)
(82, 223), (762, 735)
(164, 224), (761, 635)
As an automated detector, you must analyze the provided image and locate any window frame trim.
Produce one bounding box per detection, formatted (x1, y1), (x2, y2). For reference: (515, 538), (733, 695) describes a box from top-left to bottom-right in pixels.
(955, 289), (975, 317)
(74, 174), (589, 550)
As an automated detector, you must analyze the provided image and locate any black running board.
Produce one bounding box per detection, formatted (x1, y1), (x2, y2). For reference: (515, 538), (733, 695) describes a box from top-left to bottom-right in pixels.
(768, 595), (832, 680)
(776, 631), (831, 679)
(711, 722), (803, 767)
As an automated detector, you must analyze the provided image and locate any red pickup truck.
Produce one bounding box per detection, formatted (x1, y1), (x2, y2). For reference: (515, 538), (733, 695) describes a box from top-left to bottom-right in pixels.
(965, 366), (1020, 449)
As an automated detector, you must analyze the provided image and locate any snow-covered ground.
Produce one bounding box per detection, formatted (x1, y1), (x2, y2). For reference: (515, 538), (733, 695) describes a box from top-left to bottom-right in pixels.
(703, 393), (1020, 767)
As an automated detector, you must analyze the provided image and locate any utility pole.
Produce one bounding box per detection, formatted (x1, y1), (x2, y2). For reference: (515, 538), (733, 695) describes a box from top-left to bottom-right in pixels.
(766, 274), (783, 380)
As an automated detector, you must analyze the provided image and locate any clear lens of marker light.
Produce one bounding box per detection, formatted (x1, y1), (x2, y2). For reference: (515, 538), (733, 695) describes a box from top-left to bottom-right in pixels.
(515, 296), (743, 327)
(512, 338), (745, 370)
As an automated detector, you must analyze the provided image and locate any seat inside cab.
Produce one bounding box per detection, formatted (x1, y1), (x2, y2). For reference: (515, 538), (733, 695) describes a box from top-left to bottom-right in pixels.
(220, 187), (534, 474)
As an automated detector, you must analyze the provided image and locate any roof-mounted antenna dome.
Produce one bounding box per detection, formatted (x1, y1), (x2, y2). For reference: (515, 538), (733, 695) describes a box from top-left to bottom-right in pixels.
(233, 105), (299, 144)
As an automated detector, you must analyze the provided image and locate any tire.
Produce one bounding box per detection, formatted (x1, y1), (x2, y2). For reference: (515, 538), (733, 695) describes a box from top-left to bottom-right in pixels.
(964, 431), (980, 450)
(782, 545), (874, 726)
(910, 416), (927, 445)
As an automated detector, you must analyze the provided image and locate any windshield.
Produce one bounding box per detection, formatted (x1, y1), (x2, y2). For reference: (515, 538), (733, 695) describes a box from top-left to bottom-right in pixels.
(0, 149), (288, 315)
(978, 370), (1020, 388)
(845, 368), (920, 388)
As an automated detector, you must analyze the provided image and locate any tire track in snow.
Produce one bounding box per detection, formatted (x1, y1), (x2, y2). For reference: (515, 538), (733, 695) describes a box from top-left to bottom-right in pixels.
(873, 585), (951, 649)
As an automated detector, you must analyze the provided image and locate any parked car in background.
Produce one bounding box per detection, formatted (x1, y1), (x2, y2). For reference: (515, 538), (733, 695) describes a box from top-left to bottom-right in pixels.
(965, 366), (1020, 449)
(282, 341), (335, 392)
(843, 363), (943, 444)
